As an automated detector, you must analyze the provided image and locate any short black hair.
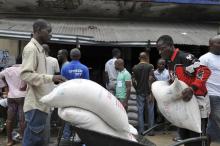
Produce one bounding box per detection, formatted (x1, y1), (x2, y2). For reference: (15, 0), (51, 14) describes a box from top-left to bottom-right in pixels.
(33, 19), (49, 33)
(112, 48), (121, 57)
(156, 35), (174, 47)
(61, 49), (68, 57)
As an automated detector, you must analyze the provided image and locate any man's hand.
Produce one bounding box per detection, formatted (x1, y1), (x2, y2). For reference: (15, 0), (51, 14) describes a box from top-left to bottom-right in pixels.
(181, 87), (193, 102)
(52, 75), (66, 84)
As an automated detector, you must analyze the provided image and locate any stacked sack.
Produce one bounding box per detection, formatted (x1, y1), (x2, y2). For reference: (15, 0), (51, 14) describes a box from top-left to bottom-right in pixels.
(40, 79), (137, 141)
(127, 87), (138, 127)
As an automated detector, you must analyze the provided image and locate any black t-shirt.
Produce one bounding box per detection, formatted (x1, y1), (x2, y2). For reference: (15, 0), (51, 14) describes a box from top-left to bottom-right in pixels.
(169, 50), (197, 71)
(132, 63), (154, 95)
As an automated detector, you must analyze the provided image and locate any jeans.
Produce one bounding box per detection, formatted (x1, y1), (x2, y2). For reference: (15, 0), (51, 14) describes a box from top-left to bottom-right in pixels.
(62, 122), (73, 140)
(207, 95), (220, 143)
(136, 94), (154, 134)
(45, 110), (52, 143)
(22, 109), (48, 146)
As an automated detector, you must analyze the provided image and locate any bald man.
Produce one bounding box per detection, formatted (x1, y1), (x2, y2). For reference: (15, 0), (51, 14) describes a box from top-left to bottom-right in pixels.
(115, 58), (131, 110)
(132, 52), (155, 135)
(199, 35), (220, 143)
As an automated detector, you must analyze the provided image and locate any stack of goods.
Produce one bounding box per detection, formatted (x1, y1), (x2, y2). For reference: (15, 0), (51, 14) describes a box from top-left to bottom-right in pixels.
(127, 87), (138, 127)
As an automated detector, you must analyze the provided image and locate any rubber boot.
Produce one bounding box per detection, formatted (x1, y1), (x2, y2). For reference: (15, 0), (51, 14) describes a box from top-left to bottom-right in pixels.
(6, 121), (14, 146)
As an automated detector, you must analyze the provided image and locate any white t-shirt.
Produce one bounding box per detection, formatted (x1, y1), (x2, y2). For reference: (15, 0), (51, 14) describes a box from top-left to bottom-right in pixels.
(199, 52), (220, 96)
(46, 56), (60, 75)
(46, 56), (60, 91)
(105, 58), (118, 83)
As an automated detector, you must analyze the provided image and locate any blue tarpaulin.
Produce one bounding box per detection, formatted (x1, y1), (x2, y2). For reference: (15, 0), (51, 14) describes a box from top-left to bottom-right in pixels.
(153, 0), (220, 5)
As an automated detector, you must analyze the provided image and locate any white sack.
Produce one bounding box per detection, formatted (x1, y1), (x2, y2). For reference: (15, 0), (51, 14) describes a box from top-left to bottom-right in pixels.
(58, 107), (137, 142)
(40, 79), (129, 132)
(152, 79), (201, 133)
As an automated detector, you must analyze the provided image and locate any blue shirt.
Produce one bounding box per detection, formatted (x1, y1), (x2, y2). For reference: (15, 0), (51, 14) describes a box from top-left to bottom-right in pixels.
(61, 60), (89, 80)
(154, 69), (169, 81)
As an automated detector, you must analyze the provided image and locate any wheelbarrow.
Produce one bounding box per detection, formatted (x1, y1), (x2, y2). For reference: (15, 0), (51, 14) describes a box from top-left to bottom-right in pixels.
(57, 122), (208, 146)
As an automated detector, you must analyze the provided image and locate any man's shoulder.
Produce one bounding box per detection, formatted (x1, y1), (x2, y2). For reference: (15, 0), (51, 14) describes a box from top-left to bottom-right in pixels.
(135, 63), (153, 69)
(47, 56), (58, 62)
(176, 51), (197, 65)
(200, 52), (212, 59)
(23, 41), (36, 52)
(124, 69), (131, 76)
(106, 58), (116, 65)
(178, 51), (195, 60)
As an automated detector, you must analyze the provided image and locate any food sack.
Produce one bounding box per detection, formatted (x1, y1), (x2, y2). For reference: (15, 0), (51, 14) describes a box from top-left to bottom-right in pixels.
(151, 78), (201, 133)
(40, 79), (129, 132)
(58, 107), (137, 141)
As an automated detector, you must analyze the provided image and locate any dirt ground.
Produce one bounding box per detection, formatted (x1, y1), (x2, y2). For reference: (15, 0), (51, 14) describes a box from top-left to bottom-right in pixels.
(1, 130), (219, 146)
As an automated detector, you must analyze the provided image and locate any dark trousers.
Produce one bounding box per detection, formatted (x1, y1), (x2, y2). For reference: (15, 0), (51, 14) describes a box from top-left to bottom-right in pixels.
(179, 118), (208, 146)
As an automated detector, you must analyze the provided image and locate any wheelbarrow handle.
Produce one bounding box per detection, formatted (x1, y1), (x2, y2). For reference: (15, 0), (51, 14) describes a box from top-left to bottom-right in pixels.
(170, 136), (208, 146)
(141, 122), (171, 135)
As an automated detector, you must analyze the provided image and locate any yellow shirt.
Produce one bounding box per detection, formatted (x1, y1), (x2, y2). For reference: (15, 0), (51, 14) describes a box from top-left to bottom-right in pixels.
(20, 38), (53, 113)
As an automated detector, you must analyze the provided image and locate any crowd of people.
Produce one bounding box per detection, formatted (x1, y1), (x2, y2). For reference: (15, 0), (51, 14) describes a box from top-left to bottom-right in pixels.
(0, 18), (219, 146)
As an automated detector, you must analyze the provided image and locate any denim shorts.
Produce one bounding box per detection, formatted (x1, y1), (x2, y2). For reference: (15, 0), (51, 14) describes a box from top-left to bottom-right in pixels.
(22, 109), (48, 146)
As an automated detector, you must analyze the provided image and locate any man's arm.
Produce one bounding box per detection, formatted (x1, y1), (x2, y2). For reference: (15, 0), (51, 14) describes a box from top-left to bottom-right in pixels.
(55, 59), (60, 74)
(20, 49), (53, 86)
(125, 80), (132, 101)
(124, 71), (132, 107)
(83, 67), (90, 80)
(103, 62), (110, 86)
(131, 66), (137, 90)
(149, 69), (155, 89)
(148, 66), (155, 102)
(191, 64), (211, 91)
(181, 61), (211, 101)
(103, 71), (109, 86)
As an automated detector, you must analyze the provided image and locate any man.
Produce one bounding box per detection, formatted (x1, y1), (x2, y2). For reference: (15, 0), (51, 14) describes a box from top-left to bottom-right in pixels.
(154, 58), (169, 81)
(61, 48), (89, 142)
(104, 48), (121, 95)
(132, 52), (155, 135)
(43, 44), (60, 144)
(20, 19), (66, 146)
(199, 35), (220, 143)
(0, 57), (26, 146)
(115, 58), (131, 110)
(156, 35), (211, 146)
(43, 44), (60, 76)
(57, 49), (69, 68)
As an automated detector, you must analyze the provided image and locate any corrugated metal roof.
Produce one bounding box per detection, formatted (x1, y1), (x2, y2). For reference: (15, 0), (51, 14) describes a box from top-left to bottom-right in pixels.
(0, 18), (218, 46)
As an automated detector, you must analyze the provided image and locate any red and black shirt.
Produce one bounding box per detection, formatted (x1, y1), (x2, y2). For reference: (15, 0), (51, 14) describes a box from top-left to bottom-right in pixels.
(168, 49), (211, 96)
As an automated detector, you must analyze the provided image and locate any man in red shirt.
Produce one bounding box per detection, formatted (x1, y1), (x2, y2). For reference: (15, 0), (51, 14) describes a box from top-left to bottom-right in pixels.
(156, 35), (211, 146)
